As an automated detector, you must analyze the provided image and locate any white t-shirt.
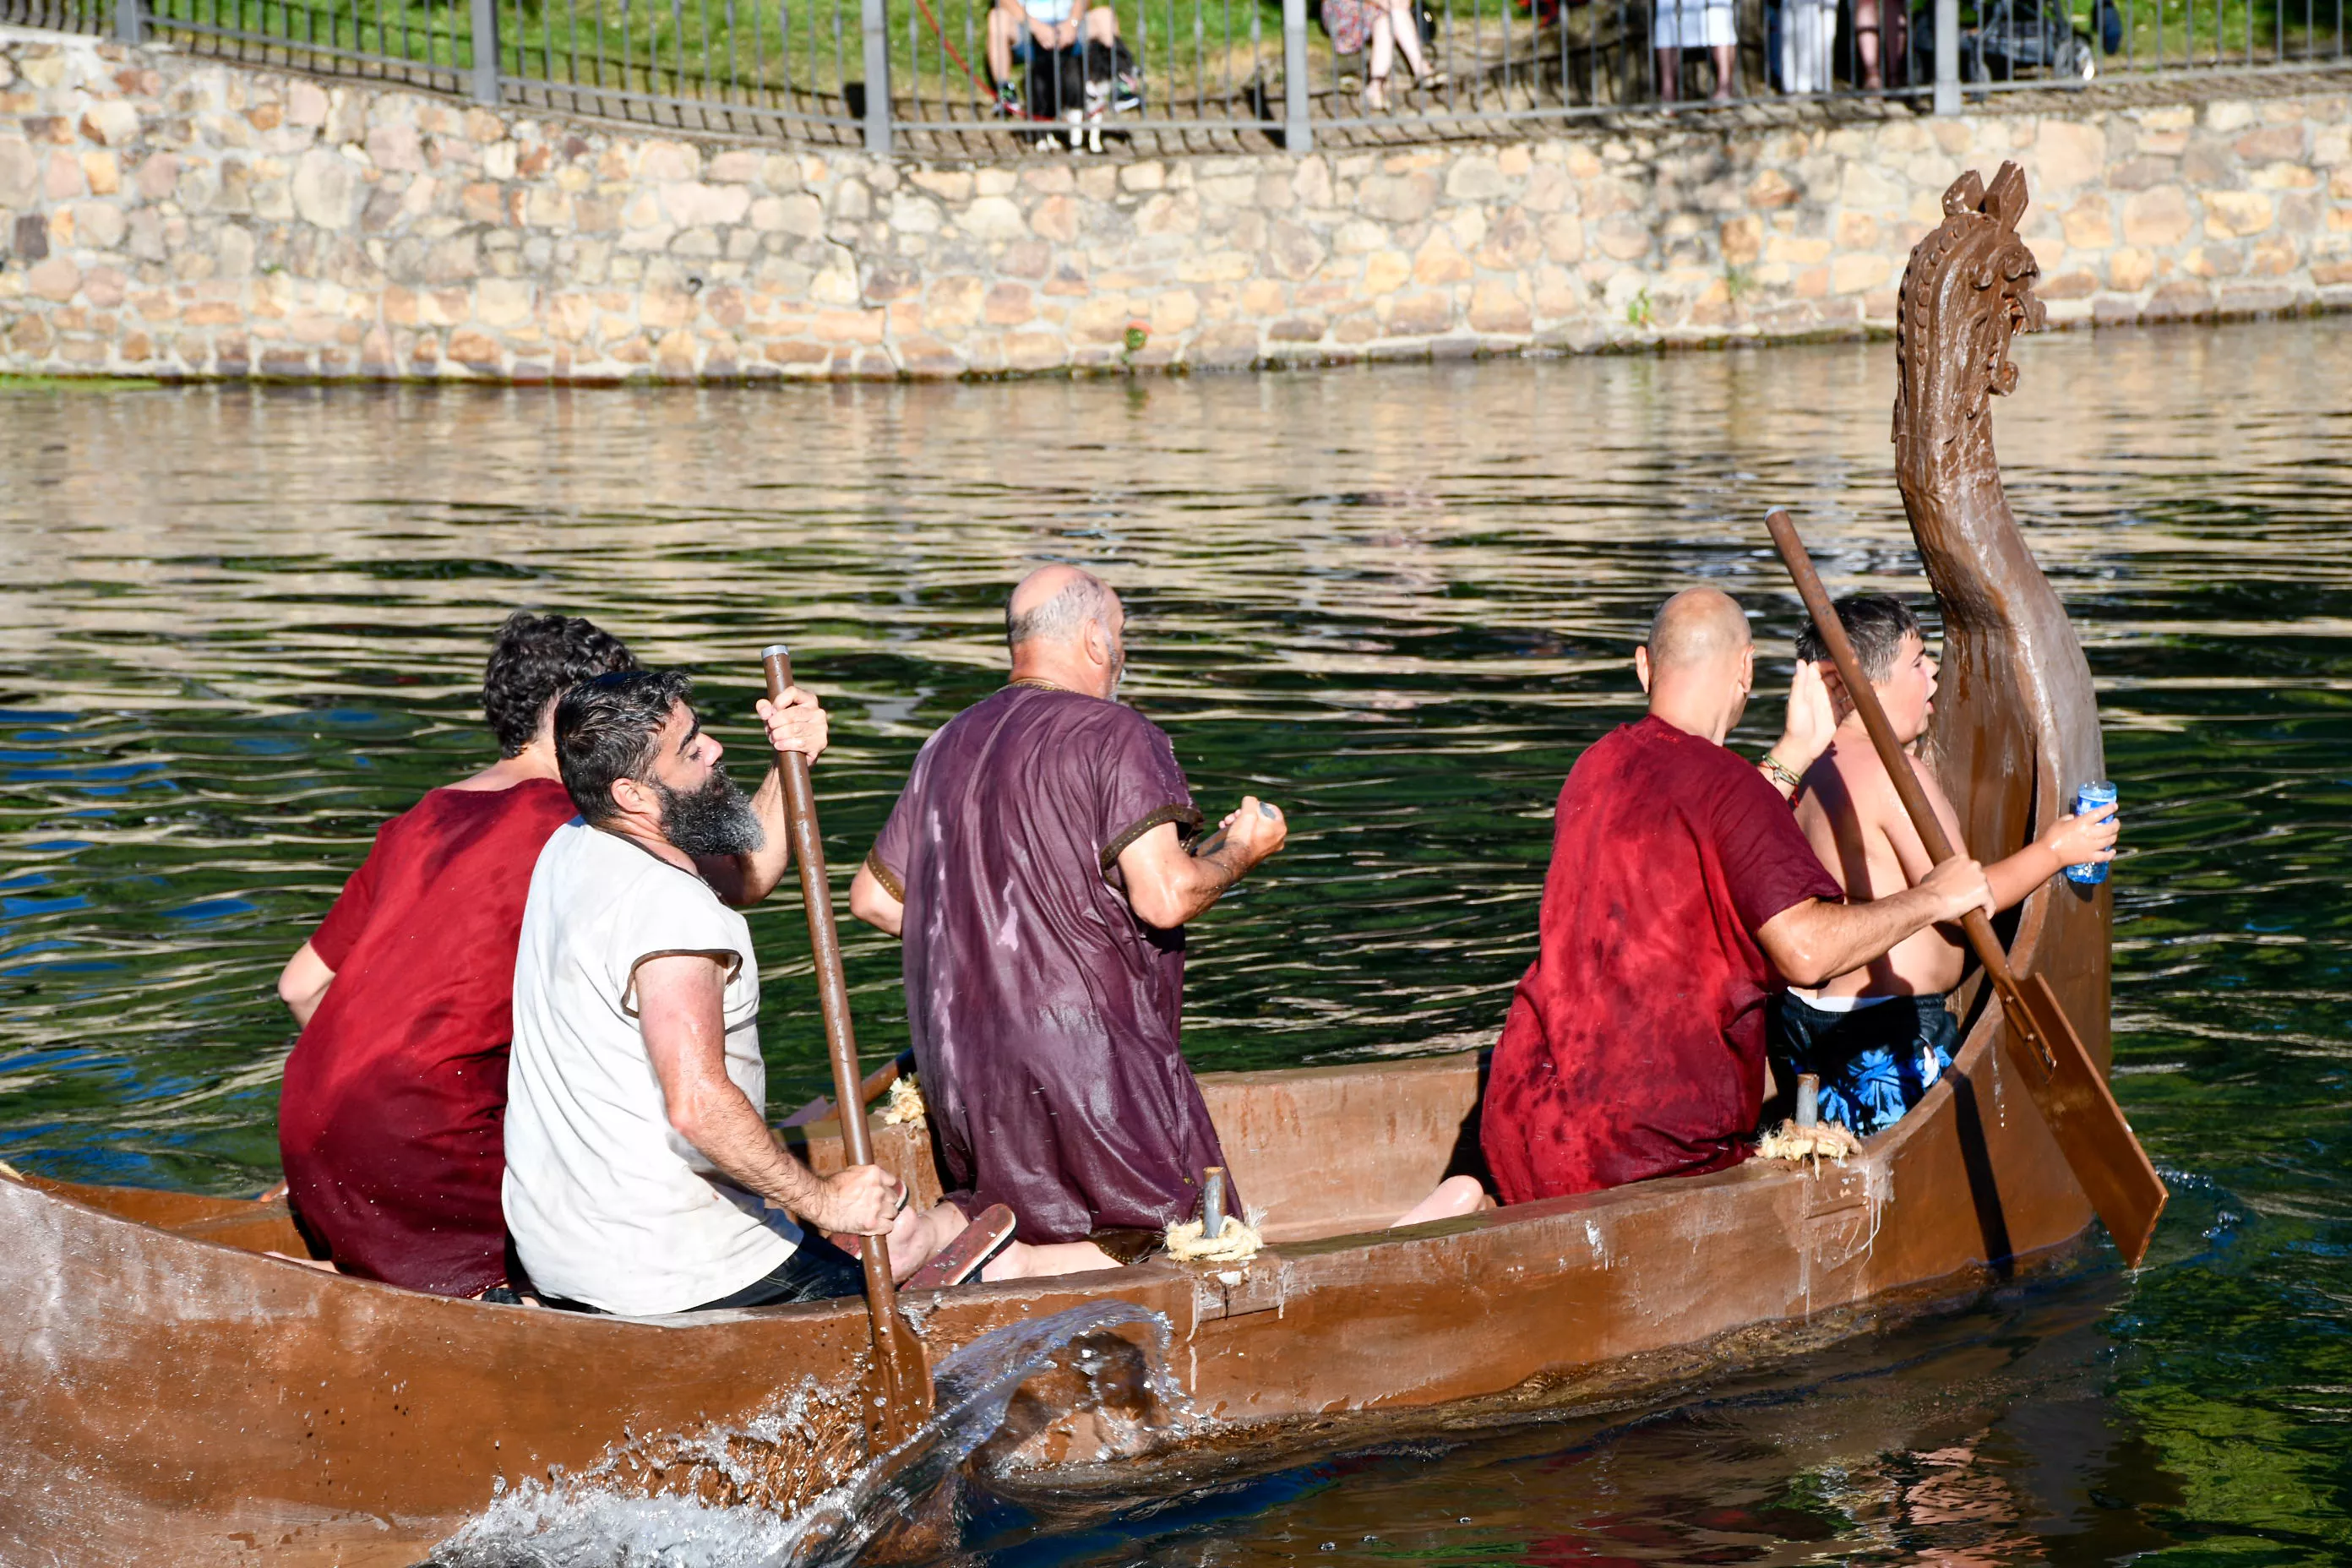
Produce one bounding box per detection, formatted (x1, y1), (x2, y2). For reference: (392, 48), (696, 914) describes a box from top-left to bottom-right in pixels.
(504, 820), (796, 1315)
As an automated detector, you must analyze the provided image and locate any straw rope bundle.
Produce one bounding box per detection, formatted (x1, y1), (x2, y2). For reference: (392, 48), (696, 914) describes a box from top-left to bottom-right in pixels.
(1162, 1215), (1264, 1264)
(880, 1075), (927, 1127)
(1755, 1120), (1862, 1168)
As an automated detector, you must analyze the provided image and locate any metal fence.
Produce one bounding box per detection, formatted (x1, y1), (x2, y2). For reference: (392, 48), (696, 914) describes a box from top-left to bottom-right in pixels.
(5, 0), (2344, 153)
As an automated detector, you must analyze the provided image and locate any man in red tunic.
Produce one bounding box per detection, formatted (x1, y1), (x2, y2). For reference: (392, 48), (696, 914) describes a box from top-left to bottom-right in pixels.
(274, 612), (640, 1297)
(1479, 587), (1996, 1202)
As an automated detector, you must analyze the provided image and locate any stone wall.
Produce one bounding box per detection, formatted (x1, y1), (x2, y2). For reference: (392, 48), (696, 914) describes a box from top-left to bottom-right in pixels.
(2, 27), (2348, 379)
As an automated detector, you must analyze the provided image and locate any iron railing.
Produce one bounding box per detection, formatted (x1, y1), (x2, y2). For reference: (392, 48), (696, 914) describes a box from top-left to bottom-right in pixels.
(3, 0), (2344, 152)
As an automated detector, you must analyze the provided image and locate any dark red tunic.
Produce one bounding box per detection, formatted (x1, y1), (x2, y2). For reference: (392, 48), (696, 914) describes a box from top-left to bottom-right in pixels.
(1481, 716), (1842, 1202)
(277, 778), (579, 1296)
(868, 685), (1225, 1245)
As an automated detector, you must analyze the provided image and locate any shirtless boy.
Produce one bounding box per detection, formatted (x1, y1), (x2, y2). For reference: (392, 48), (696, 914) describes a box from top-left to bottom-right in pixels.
(1782, 595), (2120, 1135)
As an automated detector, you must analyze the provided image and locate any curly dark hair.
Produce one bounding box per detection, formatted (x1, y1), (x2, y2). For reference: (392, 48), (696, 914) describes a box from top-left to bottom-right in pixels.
(554, 669), (696, 825)
(482, 612), (640, 757)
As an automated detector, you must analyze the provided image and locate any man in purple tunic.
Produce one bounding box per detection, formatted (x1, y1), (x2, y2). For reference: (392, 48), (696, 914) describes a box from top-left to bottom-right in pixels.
(849, 566), (1288, 1278)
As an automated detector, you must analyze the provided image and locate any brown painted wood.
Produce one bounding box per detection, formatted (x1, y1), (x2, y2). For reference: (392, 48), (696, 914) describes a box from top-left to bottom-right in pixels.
(761, 644), (934, 1447)
(1765, 506), (2164, 1266)
(0, 164), (2130, 1565)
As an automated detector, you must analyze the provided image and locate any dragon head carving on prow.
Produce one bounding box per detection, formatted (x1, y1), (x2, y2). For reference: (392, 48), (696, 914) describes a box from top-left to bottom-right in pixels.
(1892, 162), (2046, 481)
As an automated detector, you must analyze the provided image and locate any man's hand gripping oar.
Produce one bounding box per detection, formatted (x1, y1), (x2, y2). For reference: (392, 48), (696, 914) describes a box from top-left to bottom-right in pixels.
(761, 645), (934, 1448)
(1764, 509), (2166, 1268)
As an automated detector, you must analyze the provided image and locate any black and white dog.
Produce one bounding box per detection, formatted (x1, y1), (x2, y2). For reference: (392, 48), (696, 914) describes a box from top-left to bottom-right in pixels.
(1024, 38), (1142, 150)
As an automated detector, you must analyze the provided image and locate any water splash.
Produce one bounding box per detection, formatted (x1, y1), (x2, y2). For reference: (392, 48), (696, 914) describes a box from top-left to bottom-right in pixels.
(428, 1301), (1190, 1568)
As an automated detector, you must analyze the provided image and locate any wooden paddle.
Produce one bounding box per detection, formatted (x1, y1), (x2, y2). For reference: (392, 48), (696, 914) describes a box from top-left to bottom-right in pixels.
(1763, 509), (2167, 1269)
(761, 645), (934, 1447)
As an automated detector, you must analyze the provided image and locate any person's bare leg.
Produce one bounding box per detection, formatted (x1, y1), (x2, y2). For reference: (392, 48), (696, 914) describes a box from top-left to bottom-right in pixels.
(1386, 0), (1433, 80)
(987, 4), (1016, 90)
(1364, 14), (1396, 109)
(1854, 0), (1882, 90)
(1709, 41), (1735, 99)
(1390, 1174), (1494, 1228)
(1084, 5), (1118, 43)
(1654, 46), (1680, 102)
(982, 1239), (1124, 1280)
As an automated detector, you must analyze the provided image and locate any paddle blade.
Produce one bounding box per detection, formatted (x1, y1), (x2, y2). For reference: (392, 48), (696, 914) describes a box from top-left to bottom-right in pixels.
(864, 1233), (936, 1446)
(1997, 972), (2167, 1268)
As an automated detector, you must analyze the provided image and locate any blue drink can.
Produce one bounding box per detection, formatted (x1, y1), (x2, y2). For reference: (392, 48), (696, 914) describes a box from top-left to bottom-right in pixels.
(2065, 780), (2118, 886)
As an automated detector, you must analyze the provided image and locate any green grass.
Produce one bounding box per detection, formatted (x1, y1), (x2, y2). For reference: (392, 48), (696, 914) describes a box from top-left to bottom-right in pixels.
(139, 0), (1652, 115)
(2096, 0), (2348, 70)
(0, 374), (166, 391)
(130, 0), (2350, 121)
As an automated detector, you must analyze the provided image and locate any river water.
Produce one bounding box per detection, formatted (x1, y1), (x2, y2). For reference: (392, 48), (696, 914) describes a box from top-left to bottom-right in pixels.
(2, 317), (2347, 1564)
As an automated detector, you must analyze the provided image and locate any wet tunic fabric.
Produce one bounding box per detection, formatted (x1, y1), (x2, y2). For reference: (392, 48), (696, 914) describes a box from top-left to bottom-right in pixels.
(1481, 716), (1843, 1202)
(868, 685), (1226, 1245)
(277, 778), (580, 1296)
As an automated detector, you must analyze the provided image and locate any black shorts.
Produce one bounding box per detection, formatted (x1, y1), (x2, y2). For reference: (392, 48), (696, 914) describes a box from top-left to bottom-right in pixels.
(691, 1238), (869, 1310)
(1766, 989), (1958, 1139)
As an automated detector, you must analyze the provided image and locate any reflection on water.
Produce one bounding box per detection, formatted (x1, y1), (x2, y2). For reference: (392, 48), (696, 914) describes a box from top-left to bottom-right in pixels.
(2, 318), (2349, 1563)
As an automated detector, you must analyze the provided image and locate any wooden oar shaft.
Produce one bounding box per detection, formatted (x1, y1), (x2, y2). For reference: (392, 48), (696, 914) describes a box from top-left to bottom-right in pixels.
(761, 645), (933, 1443)
(1762, 509), (2024, 1013)
(1763, 509), (2165, 1268)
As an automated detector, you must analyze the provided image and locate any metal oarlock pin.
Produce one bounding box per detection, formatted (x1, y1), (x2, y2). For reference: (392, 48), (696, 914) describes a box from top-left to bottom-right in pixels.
(1201, 1165), (1228, 1239)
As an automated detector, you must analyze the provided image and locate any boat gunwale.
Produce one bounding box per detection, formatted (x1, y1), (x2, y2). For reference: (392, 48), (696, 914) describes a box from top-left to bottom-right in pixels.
(8, 985), (2039, 1337)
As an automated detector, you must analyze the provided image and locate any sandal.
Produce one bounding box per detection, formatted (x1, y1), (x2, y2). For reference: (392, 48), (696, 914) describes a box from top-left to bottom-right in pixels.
(904, 1203), (1018, 1290)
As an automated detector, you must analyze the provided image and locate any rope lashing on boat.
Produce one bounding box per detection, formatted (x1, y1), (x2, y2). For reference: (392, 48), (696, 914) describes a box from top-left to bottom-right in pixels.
(1164, 1163), (1264, 1263)
(1755, 1121), (1861, 1167)
(1164, 1215), (1264, 1264)
(879, 1074), (927, 1127)
(1753, 1071), (1861, 1168)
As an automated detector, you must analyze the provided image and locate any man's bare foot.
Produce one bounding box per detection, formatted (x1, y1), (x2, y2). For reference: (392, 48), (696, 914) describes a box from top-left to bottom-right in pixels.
(1390, 1174), (1494, 1228)
(829, 1200), (969, 1282)
(982, 1239), (1124, 1280)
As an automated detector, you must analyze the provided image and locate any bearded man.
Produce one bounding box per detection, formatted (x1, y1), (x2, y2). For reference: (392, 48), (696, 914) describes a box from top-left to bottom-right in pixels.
(503, 669), (950, 1314)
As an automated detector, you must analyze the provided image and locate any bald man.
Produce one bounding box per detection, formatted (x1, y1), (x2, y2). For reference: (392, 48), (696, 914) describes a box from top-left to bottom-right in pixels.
(849, 567), (1286, 1277)
(1478, 587), (1995, 1201)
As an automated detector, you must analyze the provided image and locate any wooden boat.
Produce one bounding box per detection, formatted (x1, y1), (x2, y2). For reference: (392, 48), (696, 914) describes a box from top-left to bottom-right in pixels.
(0, 163), (2119, 1567)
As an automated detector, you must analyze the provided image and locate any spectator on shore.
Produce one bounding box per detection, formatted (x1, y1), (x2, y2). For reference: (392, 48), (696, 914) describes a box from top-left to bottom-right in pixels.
(988, 0), (1133, 115)
(1856, 0), (1908, 90)
(1320, 0), (1444, 111)
(1779, 0), (1836, 92)
(1654, 0), (1736, 102)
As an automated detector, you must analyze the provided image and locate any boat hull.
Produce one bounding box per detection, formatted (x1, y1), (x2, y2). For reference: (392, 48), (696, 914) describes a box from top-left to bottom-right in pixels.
(0, 983), (2099, 1565)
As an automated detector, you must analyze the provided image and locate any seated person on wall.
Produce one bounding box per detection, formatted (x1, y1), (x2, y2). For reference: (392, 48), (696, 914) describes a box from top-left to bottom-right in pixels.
(1778, 594), (2119, 1135)
(986, 0), (1137, 114)
(1479, 587), (1998, 1204)
(503, 670), (966, 1314)
(274, 612), (636, 1299)
(848, 566), (1291, 1279)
